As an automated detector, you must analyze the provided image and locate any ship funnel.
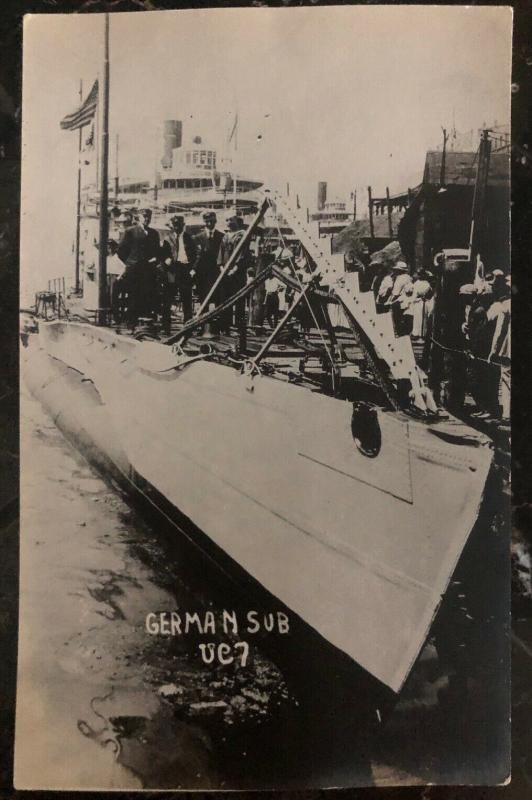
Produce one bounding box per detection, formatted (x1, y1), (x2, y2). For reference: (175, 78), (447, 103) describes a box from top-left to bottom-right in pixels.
(317, 181), (327, 210)
(161, 120), (182, 169)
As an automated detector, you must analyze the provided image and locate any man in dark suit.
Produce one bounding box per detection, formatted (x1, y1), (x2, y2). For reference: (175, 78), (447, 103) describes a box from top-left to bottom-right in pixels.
(117, 207), (161, 328)
(193, 211), (224, 306)
(218, 215), (250, 334)
(160, 215), (197, 329)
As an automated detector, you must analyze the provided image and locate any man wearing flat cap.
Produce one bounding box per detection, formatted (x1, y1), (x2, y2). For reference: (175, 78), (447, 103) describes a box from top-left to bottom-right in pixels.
(193, 211), (224, 306)
(160, 215), (197, 330)
(117, 207), (161, 328)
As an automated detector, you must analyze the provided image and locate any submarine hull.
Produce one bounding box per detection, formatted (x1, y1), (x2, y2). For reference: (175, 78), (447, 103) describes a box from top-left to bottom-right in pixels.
(22, 322), (493, 694)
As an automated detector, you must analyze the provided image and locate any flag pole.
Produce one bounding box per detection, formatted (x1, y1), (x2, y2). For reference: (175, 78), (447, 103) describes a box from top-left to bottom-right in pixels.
(74, 79), (83, 294)
(97, 12), (110, 323)
(232, 112), (238, 212)
(114, 133), (119, 201)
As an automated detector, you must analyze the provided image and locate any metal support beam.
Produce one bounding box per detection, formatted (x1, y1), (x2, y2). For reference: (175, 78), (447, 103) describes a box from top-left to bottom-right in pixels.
(251, 281), (316, 368)
(192, 196), (270, 322)
(163, 264), (273, 345)
(271, 264), (337, 303)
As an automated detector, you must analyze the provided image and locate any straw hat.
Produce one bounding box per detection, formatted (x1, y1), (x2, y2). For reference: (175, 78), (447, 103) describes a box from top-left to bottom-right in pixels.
(392, 261), (408, 272)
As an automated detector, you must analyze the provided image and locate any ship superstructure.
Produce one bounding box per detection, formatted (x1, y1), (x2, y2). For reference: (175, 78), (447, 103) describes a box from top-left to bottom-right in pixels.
(104, 118), (264, 216)
(310, 181), (354, 237)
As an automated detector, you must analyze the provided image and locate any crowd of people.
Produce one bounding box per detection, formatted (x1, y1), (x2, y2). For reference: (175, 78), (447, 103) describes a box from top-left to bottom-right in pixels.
(107, 207), (315, 338)
(107, 208), (257, 336)
(433, 263), (511, 424)
(354, 251), (510, 424)
(106, 209), (509, 423)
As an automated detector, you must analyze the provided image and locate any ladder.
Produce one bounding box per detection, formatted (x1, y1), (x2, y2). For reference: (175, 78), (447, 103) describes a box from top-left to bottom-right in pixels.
(266, 188), (437, 414)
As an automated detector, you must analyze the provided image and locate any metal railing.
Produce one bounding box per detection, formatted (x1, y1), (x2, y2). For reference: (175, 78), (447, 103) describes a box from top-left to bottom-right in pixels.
(48, 277), (67, 296)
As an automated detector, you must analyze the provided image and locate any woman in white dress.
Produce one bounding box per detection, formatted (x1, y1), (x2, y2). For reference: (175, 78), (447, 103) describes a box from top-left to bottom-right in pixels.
(411, 269), (434, 338)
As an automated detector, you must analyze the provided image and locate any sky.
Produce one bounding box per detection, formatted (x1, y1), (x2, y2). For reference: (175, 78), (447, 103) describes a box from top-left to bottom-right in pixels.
(21, 6), (512, 299)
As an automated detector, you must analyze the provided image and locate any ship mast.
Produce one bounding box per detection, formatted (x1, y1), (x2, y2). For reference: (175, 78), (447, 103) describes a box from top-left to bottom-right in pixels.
(97, 11), (110, 323)
(233, 114), (238, 212)
(74, 79), (83, 294)
(114, 133), (119, 201)
(468, 128), (492, 278)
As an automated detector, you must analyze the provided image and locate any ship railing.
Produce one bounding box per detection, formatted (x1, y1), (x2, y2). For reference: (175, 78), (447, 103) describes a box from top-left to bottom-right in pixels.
(35, 277), (69, 320)
(48, 277), (67, 297)
(39, 276), (84, 320)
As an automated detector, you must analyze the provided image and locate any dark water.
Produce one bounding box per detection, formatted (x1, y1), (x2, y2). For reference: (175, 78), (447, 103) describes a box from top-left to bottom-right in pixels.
(17, 387), (507, 790)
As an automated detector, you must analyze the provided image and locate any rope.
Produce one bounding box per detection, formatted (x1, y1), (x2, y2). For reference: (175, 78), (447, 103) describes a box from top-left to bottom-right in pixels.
(271, 213), (336, 372)
(430, 335), (502, 367)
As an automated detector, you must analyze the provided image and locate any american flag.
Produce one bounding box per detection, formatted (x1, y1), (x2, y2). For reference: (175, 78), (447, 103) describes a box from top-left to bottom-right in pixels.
(60, 81), (98, 131)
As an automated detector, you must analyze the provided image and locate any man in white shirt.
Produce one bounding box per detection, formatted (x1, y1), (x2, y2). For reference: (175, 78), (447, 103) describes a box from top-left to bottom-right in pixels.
(193, 211), (224, 305)
(264, 275), (282, 328)
(160, 215), (197, 329)
(375, 266), (394, 311)
(387, 261), (414, 335)
(487, 274), (511, 421)
(108, 239), (127, 324)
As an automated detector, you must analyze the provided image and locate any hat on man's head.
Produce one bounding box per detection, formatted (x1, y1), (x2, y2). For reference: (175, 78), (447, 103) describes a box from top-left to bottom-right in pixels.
(392, 261), (409, 272)
(203, 210), (216, 221)
(169, 214), (185, 226)
(487, 269), (505, 282)
(140, 207), (152, 214)
(419, 268), (434, 282)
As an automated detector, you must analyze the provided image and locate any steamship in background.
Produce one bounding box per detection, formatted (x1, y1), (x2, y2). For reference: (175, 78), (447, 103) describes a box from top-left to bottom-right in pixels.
(82, 118), (264, 223)
(310, 180), (355, 237)
(77, 117), (354, 298)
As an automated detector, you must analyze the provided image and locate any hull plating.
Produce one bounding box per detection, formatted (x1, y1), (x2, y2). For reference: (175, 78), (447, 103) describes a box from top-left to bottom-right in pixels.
(26, 322), (493, 692)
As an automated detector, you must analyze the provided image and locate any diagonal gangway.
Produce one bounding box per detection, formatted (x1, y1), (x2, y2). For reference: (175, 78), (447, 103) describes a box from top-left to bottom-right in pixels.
(164, 188), (437, 415)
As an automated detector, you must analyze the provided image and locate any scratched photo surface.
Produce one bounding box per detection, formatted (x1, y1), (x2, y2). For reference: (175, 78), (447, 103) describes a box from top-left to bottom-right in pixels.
(17, 7), (511, 790)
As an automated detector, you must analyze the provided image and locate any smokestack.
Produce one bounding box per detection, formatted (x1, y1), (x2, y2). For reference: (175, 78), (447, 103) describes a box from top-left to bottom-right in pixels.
(317, 181), (327, 211)
(161, 120), (182, 169)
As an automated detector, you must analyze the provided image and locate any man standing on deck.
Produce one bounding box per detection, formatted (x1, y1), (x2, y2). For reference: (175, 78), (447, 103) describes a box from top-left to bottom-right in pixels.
(107, 238), (127, 324)
(193, 211), (224, 306)
(117, 207), (161, 329)
(160, 214), (197, 330)
(218, 215), (249, 334)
